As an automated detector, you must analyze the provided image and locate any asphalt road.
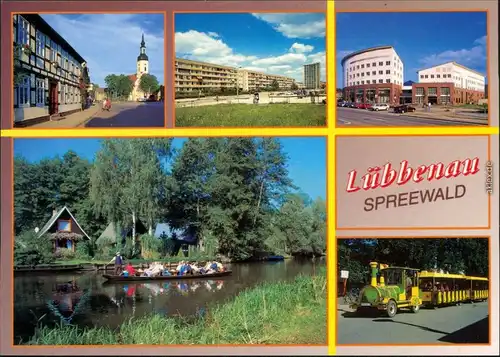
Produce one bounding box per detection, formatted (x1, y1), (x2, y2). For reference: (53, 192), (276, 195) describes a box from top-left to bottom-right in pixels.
(85, 102), (165, 127)
(337, 301), (489, 344)
(336, 107), (481, 127)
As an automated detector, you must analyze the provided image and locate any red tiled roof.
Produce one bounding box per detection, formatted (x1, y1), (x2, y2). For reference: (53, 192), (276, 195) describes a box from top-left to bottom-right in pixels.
(128, 74), (137, 82)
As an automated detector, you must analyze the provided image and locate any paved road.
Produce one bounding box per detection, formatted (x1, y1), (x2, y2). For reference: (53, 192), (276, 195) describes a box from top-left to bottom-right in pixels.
(336, 107), (482, 127)
(337, 301), (489, 344)
(85, 102), (165, 127)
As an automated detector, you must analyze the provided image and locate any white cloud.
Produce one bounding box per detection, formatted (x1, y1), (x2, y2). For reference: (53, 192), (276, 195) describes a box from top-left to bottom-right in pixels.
(175, 30), (257, 66)
(251, 13), (325, 39)
(40, 14), (165, 87)
(419, 36), (487, 69)
(175, 30), (326, 82)
(474, 35), (487, 46)
(207, 31), (219, 38)
(290, 43), (314, 54)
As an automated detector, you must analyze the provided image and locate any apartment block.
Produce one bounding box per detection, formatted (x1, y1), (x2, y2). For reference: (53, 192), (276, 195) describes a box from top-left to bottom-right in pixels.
(175, 58), (296, 94)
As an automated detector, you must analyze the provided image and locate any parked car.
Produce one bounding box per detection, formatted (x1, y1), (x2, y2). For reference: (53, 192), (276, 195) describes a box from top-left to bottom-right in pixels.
(358, 103), (373, 110)
(370, 103), (390, 111)
(350, 103), (359, 108)
(393, 104), (416, 114)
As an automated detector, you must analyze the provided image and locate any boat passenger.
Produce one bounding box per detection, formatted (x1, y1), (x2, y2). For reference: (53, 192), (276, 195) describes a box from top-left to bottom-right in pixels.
(176, 261), (185, 274)
(124, 263), (136, 277)
(178, 262), (191, 276)
(216, 262), (224, 272)
(162, 264), (172, 276)
(190, 263), (201, 274)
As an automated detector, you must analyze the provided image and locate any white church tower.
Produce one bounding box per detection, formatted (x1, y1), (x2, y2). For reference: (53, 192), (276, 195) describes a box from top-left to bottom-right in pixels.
(129, 34), (150, 101)
(137, 33), (149, 78)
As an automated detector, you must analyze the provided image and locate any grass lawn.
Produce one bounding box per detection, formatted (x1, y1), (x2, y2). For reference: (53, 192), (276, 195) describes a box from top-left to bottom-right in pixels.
(455, 104), (488, 111)
(175, 103), (327, 127)
(26, 270), (326, 345)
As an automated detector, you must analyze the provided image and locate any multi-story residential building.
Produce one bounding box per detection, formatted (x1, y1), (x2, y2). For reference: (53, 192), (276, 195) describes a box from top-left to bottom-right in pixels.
(238, 69), (295, 92)
(412, 61), (486, 105)
(304, 62), (321, 89)
(13, 14), (88, 126)
(341, 45), (404, 104)
(174, 58), (296, 95)
(175, 58), (238, 94)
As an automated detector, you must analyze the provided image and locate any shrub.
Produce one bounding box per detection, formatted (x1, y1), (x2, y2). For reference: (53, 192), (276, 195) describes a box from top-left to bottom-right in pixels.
(55, 248), (75, 260)
(75, 241), (92, 260)
(14, 231), (54, 266)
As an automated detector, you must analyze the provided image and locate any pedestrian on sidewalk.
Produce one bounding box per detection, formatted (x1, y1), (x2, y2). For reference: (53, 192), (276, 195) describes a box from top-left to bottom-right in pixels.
(428, 102), (432, 112)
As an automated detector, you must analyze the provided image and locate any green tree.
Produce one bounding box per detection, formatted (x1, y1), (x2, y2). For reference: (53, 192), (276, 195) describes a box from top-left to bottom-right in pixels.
(271, 79), (280, 91)
(139, 74), (160, 96)
(90, 139), (173, 253)
(104, 74), (134, 99)
(290, 82), (299, 91)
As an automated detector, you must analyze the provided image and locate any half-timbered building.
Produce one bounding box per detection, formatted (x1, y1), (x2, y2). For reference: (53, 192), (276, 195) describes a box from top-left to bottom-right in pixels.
(13, 14), (88, 126)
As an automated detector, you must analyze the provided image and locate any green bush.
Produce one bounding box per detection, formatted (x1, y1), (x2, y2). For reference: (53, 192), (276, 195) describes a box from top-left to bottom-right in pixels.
(55, 248), (75, 260)
(14, 231), (54, 266)
(75, 241), (92, 260)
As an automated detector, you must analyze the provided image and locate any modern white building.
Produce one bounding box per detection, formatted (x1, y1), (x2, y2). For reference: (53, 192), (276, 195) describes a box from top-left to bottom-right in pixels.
(341, 46), (404, 104)
(341, 46), (404, 88)
(417, 61), (485, 92)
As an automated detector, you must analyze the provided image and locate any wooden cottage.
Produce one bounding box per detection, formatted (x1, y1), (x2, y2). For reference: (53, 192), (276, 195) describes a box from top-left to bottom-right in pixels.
(37, 206), (90, 253)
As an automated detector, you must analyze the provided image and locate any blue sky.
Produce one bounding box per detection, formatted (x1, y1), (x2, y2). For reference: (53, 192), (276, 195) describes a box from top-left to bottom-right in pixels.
(14, 138), (326, 201)
(175, 13), (326, 82)
(40, 14), (165, 87)
(336, 12), (487, 85)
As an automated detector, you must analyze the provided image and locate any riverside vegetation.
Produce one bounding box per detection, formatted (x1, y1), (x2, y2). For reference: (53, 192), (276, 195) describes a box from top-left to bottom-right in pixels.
(25, 269), (326, 345)
(14, 138), (326, 265)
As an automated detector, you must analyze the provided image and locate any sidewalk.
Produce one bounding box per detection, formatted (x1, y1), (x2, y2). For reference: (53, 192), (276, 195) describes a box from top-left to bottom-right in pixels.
(29, 105), (102, 128)
(403, 111), (488, 125)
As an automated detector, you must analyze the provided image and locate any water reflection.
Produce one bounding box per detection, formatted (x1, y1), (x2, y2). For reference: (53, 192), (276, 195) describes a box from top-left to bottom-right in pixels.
(14, 259), (321, 344)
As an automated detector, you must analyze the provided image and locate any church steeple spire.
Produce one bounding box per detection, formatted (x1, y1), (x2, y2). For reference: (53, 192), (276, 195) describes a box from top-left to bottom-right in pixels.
(137, 33), (149, 61)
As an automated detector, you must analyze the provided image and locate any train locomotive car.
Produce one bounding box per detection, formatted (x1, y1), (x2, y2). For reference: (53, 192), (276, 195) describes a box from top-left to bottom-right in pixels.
(350, 262), (422, 318)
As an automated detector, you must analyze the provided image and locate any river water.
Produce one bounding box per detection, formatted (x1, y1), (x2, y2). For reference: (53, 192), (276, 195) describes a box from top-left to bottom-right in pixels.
(14, 259), (323, 344)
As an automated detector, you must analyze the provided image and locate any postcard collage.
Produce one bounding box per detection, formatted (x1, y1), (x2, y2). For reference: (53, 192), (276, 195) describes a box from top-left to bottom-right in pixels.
(0, 0), (498, 356)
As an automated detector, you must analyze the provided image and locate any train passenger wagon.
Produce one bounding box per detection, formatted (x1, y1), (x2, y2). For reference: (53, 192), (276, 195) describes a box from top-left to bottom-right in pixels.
(350, 262), (488, 318)
(419, 271), (489, 306)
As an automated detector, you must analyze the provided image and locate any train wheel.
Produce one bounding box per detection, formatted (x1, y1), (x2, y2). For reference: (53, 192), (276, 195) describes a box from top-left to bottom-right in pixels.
(411, 304), (420, 313)
(387, 300), (398, 318)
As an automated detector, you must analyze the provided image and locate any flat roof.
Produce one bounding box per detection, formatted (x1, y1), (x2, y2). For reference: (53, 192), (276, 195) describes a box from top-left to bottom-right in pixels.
(175, 57), (295, 80)
(417, 61), (485, 77)
(19, 14), (86, 64)
(340, 46), (394, 66)
(175, 57), (236, 70)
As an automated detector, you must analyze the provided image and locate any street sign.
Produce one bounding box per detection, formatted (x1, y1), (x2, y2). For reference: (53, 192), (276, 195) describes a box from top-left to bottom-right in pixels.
(340, 270), (349, 279)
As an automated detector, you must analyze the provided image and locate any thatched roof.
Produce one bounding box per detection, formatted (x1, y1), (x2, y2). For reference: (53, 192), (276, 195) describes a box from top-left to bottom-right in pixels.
(95, 220), (147, 246)
(95, 222), (120, 245)
(38, 206), (90, 240)
(49, 232), (85, 241)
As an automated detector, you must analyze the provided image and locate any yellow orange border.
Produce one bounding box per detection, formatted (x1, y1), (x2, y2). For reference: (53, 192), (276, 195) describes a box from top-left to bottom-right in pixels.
(0, 1), (498, 356)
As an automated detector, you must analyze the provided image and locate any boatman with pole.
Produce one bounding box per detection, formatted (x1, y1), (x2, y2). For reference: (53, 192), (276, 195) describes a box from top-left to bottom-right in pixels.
(108, 252), (125, 275)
